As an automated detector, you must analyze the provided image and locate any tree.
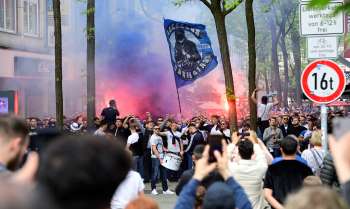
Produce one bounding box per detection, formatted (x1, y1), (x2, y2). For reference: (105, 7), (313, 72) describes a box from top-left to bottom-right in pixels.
(86, 0), (95, 130)
(175, 0), (244, 131)
(290, 24), (302, 106)
(267, 7), (282, 104)
(53, 0), (64, 130)
(277, 0), (296, 107)
(245, 0), (257, 131)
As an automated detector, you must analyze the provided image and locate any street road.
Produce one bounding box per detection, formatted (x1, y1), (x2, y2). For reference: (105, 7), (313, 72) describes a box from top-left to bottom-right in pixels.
(145, 182), (177, 209)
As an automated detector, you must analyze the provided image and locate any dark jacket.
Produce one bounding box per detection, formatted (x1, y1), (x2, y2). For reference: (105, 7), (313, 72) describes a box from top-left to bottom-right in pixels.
(320, 153), (340, 188)
(279, 124), (291, 137)
(287, 125), (307, 137)
(142, 129), (153, 151)
(176, 169), (194, 196)
(343, 181), (350, 206)
(115, 127), (131, 145)
(186, 131), (205, 154)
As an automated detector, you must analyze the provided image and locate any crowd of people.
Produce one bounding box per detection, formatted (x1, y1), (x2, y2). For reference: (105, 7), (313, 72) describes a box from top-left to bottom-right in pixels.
(1, 93), (350, 209)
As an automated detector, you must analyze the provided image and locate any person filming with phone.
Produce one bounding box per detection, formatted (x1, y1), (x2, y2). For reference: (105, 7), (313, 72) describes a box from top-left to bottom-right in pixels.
(174, 138), (252, 209)
(263, 117), (284, 157)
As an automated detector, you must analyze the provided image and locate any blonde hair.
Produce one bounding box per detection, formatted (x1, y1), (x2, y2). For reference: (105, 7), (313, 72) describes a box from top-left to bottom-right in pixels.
(310, 130), (322, 146)
(125, 196), (160, 209)
(285, 187), (349, 209)
(303, 176), (322, 187)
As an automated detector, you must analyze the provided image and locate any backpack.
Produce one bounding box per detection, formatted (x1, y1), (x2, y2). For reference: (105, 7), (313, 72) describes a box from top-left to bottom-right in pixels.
(311, 149), (324, 176)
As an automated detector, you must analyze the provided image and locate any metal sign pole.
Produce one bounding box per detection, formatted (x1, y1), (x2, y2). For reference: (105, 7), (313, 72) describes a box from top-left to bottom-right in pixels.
(321, 104), (328, 152)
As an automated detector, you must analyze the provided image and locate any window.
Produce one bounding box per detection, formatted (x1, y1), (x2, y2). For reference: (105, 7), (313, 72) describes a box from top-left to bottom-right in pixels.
(0, 0), (16, 33)
(23, 0), (38, 36)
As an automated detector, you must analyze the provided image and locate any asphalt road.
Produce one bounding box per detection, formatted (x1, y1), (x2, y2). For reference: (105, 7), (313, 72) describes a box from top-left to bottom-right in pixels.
(145, 182), (177, 209)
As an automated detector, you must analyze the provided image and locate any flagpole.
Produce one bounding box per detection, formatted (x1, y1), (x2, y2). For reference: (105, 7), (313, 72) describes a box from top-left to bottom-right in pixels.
(176, 87), (183, 115)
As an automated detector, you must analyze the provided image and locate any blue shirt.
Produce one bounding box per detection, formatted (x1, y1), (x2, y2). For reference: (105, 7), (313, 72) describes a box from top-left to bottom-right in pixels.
(272, 155), (308, 166)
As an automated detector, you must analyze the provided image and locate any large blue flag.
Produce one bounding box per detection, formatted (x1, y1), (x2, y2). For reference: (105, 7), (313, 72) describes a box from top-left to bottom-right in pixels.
(164, 19), (218, 88)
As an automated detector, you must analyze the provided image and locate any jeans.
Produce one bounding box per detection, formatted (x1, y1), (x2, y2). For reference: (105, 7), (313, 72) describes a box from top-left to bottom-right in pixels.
(185, 152), (193, 170)
(143, 149), (152, 182)
(133, 156), (144, 178)
(151, 158), (168, 191)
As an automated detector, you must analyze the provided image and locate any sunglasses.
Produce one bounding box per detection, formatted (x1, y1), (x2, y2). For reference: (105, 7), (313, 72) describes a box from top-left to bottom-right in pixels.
(154, 128), (160, 130)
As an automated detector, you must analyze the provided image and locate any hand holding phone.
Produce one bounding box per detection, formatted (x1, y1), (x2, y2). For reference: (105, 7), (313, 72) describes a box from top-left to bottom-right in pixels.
(208, 135), (224, 163)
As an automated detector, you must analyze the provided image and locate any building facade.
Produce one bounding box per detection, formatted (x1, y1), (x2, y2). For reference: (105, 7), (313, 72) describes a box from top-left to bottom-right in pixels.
(0, 0), (83, 118)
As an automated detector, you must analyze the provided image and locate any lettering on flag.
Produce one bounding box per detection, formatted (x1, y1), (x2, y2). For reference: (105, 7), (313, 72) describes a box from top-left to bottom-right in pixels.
(164, 19), (218, 88)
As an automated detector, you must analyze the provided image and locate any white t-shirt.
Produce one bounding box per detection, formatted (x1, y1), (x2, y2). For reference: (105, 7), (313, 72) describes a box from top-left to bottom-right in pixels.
(210, 125), (221, 135)
(166, 131), (182, 153)
(150, 134), (164, 159)
(94, 128), (105, 136)
(258, 103), (274, 121)
(111, 171), (144, 209)
(210, 126), (230, 138)
(127, 132), (139, 145)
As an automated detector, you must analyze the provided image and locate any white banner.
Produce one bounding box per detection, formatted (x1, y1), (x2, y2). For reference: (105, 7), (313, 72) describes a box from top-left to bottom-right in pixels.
(307, 36), (338, 59)
(300, 2), (344, 36)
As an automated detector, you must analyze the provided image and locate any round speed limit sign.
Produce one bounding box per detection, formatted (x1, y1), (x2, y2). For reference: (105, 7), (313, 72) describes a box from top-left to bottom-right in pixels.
(301, 59), (346, 104)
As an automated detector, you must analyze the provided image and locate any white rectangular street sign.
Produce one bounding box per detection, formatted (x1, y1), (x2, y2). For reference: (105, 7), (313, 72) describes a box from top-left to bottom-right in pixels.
(307, 36), (338, 59)
(300, 2), (344, 36)
(300, 0), (343, 2)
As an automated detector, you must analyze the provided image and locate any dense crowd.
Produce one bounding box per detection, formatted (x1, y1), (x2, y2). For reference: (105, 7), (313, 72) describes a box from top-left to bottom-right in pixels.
(1, 93), (350, 209)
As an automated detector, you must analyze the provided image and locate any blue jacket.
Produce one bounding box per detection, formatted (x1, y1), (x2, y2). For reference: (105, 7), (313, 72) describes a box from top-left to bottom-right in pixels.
(174, 177), (252, 209)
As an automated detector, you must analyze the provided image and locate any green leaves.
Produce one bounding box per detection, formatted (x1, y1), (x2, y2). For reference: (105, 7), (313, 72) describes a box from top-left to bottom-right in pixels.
(172, 0), (188, 6)
(83, 27), (95, 40)
(81, 7), (95, 15)
(308, 0), (350, 15)
(307, 0), (331, 9)
(224, 0), (243, 10)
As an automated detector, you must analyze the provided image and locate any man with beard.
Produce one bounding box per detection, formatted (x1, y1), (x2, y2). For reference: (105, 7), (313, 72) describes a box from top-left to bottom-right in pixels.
(279, 115), (291, 137)
(288, 116), (307, 138)
(29, 118), (38, 136)
(263, 117), (284, 157)
(0, 115), (29, 173)
(200, 115), (220, 135)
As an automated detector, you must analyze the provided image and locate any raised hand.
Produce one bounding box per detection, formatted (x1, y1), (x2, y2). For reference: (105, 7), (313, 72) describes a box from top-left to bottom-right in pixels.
(214, 140), (230, 181)
(193, 145), (217, 181)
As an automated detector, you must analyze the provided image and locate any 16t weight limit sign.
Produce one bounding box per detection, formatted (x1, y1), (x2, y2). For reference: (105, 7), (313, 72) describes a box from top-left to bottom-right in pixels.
(301, 60), (346, 104)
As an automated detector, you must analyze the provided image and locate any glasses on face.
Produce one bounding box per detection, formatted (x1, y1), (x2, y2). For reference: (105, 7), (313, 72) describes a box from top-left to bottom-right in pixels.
(154, 128), (160, 130)
(283, 118), (288, 120)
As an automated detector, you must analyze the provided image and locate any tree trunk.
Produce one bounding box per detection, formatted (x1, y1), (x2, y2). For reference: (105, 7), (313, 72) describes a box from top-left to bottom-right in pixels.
(291, 27), (302, 106)
(87, 0), (96, 131)
(280, 31), (289, 108)
(264, 68), (270, 94)
(53, 0), (63, 130)
(245, 0), (257, 131)
(212, 8), (238, 132)
(268, 15), (282, 104)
